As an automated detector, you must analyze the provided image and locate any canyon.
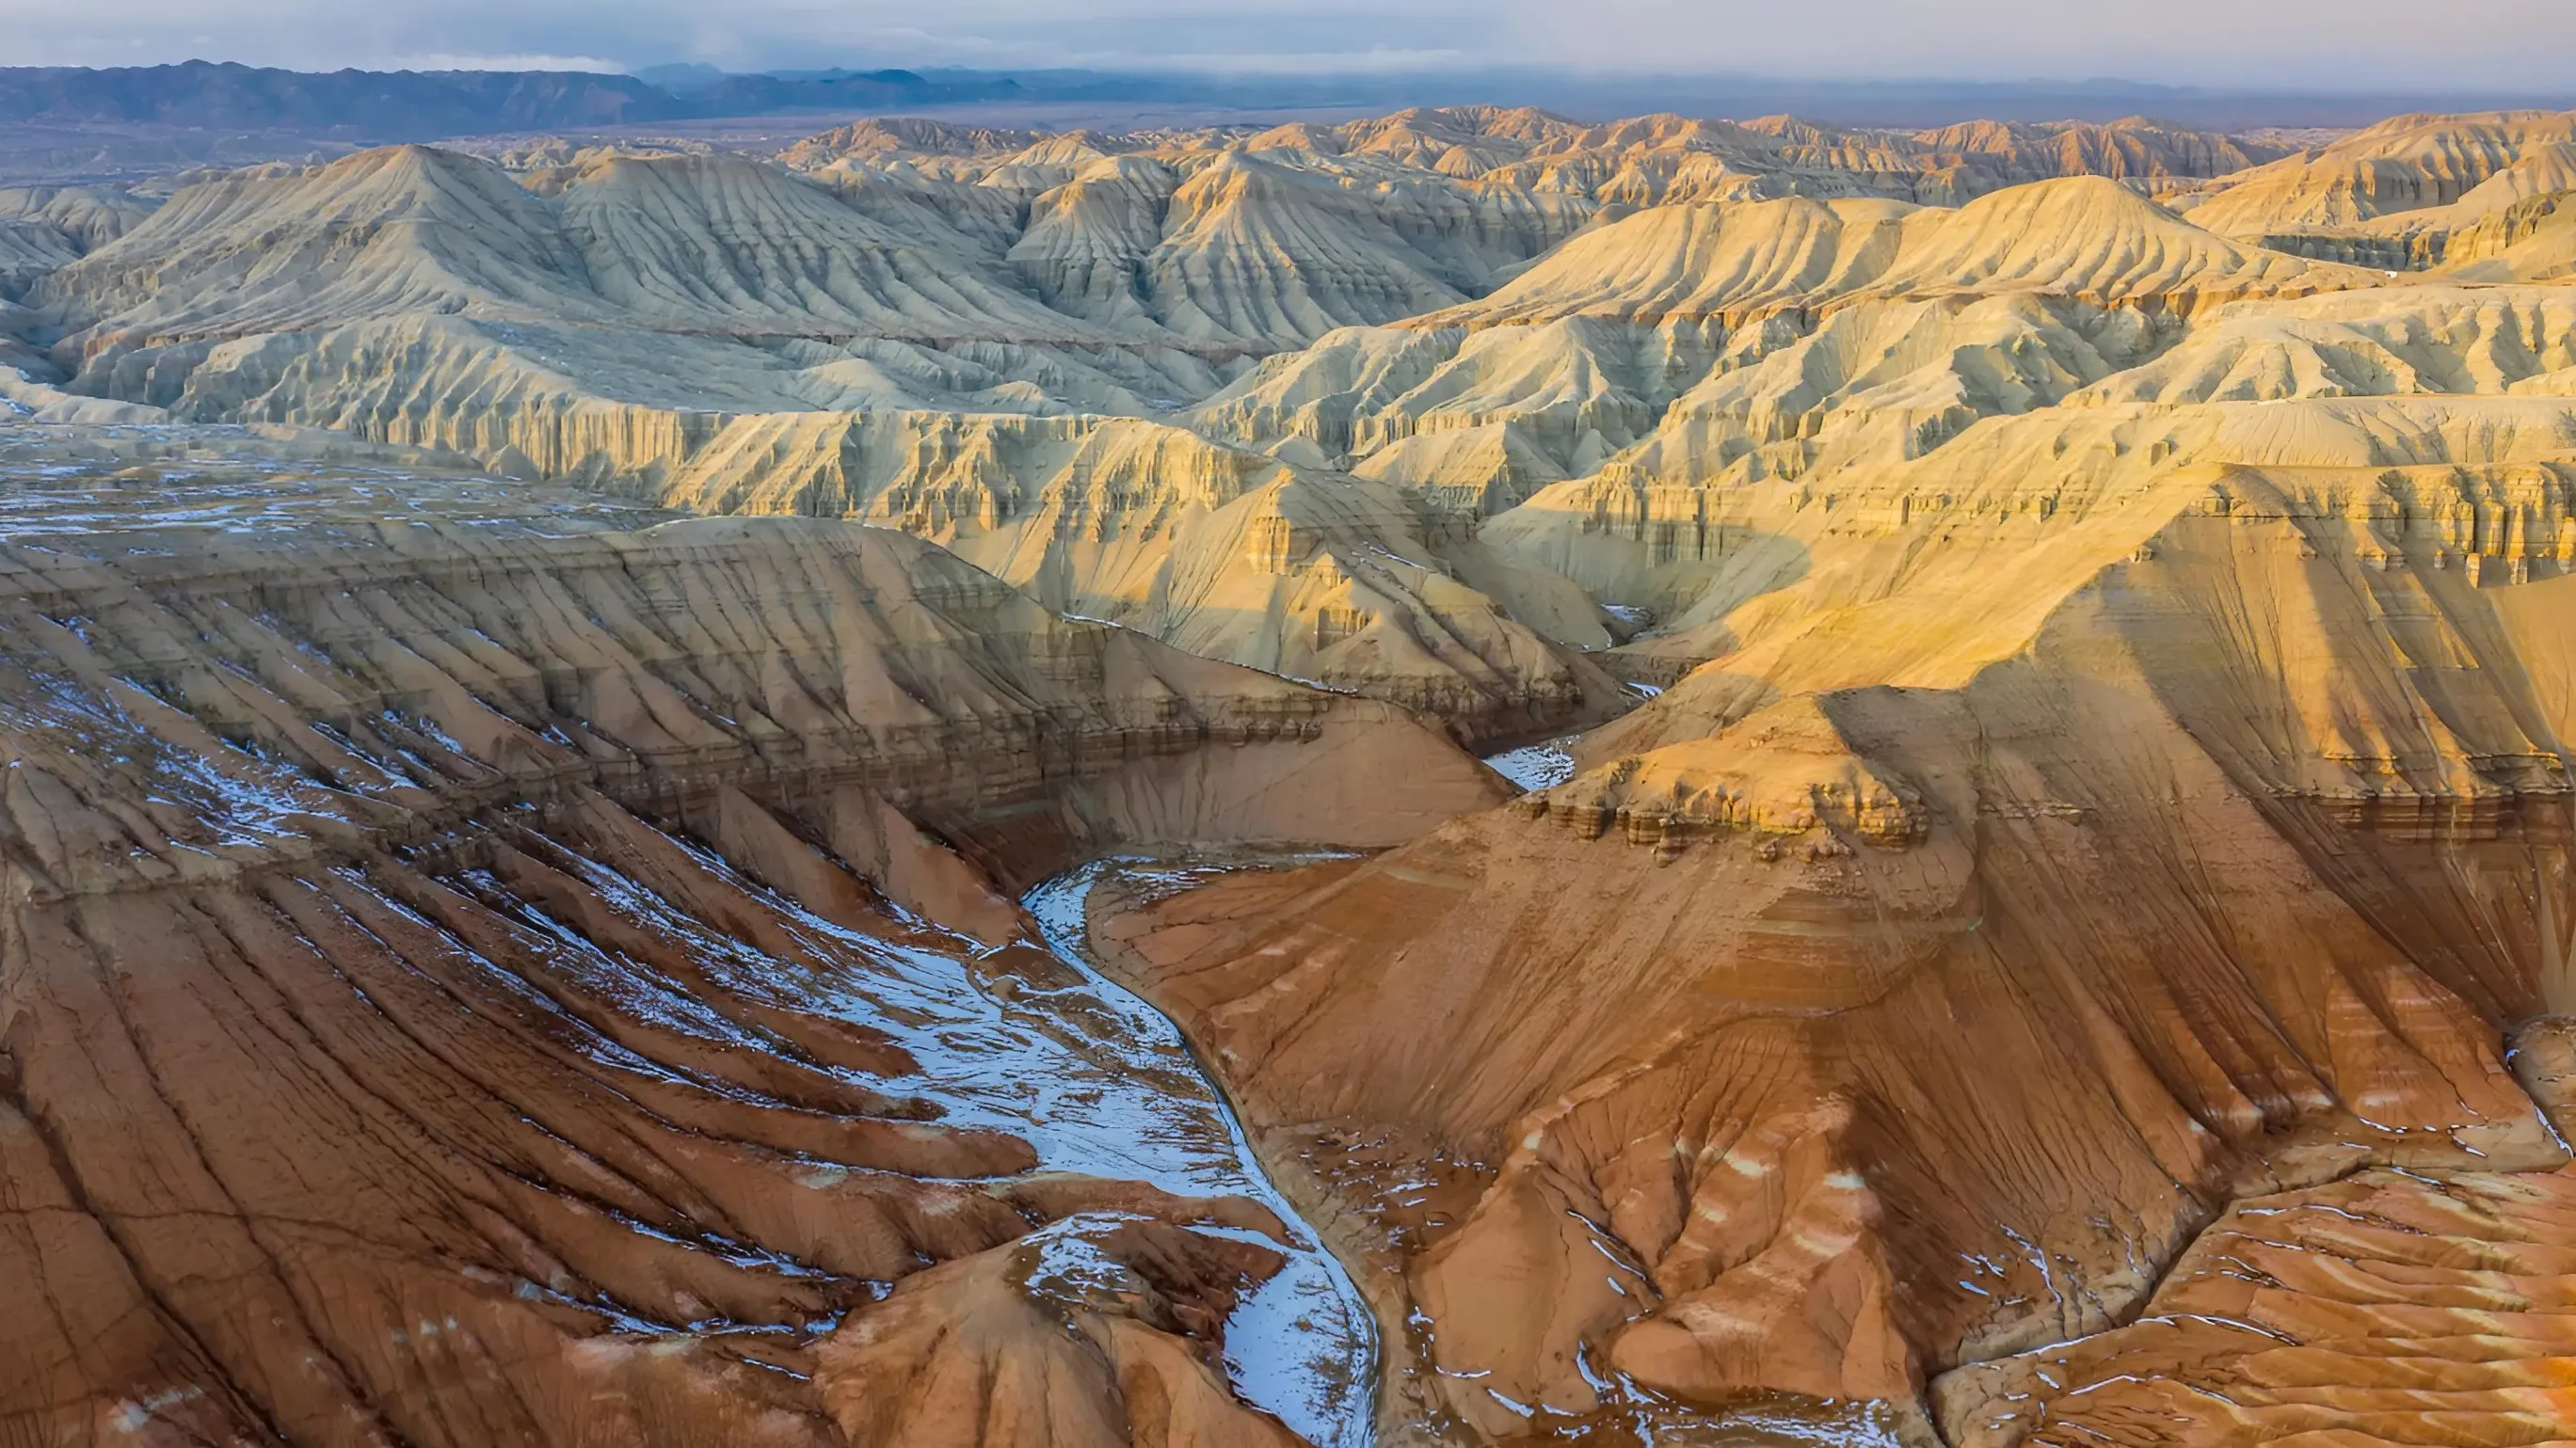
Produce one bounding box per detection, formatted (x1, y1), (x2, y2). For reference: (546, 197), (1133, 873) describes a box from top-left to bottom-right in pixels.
(6, 94), (2576, 1448)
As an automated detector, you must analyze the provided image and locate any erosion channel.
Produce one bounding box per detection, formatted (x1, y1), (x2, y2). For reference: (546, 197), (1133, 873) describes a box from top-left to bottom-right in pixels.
(1021, 856), (1380, 1446)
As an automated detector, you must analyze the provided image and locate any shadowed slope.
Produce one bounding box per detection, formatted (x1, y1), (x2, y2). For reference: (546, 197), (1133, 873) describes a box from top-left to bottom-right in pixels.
(0, 427), (1509, 1448)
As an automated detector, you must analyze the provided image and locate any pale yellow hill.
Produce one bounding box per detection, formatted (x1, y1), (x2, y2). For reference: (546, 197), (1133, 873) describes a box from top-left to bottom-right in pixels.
(763, 105), (2287, 358)
(2066, 284), (2576, 406)
(1454, 110), (2286, 207)
(1182, 178), (2385, 515)
(2447, 138), (2576, 213)
(781, 116), (1044, 170)
(808, 160), (1031, 266)
(559, 151), (1130, 346)
(2204, 136), (2576, 272)
(31, 143), (1241, 435)
(2185, 109), (2576, 238)
(44, 147), (1164, 360)
(0, 183), (152, 253)
(1422, 195), (1914, 325)
(44, 145), (603, 345)
(1007, 154), (1179, 327)
(1188, 315), (1697, 505)
(649, 408), (1627, 740)
(1134, 151), (1475, 350)
(1440, 176), (2372, 328)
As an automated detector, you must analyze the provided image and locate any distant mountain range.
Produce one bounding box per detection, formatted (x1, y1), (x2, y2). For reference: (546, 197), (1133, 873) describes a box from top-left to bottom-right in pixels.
(7, 58), (2576, 147)
(0, 61), (1040, 136)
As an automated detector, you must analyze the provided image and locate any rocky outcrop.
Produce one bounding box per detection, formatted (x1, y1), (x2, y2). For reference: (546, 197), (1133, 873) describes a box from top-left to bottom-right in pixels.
(2440, 189), (2576, 283)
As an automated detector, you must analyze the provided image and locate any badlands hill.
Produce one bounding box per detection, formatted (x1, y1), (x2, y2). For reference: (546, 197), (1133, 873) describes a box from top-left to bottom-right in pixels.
(8, 100), (2576, 1448)
(790, 106), (2287, 209)
(9, 142), (1636, 741)
(0, 110), (2322, 741)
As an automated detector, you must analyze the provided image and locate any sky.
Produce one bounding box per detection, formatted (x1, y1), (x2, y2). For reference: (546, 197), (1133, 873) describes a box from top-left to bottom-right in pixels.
(4, 0), (2573, 93)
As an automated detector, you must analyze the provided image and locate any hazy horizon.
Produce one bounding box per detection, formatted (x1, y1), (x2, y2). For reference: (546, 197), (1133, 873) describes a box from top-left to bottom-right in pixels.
(3, 0), (2571, 96)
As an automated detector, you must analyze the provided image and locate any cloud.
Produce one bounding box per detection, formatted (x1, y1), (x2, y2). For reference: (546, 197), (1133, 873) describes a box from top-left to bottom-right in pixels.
(386, 53), (630, 73)
(1121, 49), (1477, 76)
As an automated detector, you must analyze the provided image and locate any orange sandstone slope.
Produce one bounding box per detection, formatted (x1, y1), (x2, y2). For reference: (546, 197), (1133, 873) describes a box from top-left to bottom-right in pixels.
(1090, 443), (2576, 1442)
(0, 433), (1507, 1448)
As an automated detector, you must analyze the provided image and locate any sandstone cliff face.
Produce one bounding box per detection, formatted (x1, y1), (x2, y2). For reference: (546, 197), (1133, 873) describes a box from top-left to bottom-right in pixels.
(2440, 189), (2576, 283)
(0, 426), (1508, 1448)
